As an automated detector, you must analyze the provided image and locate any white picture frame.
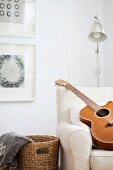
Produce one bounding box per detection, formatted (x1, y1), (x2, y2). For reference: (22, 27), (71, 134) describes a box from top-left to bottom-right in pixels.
(0, 0), (36, 36)
(0, 43), (36, 101)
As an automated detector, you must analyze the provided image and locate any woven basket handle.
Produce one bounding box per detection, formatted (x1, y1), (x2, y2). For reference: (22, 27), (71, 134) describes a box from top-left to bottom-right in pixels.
(37, 147), (49, 154)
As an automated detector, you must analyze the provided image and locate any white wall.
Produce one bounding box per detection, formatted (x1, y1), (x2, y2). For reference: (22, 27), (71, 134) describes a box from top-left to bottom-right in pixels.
(0, 0), (104, 135)
(103, 0), (113, 86)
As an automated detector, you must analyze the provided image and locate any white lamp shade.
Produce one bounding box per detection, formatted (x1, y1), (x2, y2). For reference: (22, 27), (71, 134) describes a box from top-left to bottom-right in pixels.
(88, 17), (107, 42)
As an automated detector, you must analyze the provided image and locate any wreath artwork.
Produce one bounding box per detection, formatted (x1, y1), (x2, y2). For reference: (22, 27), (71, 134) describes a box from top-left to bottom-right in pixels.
(0, 55), (24, 88)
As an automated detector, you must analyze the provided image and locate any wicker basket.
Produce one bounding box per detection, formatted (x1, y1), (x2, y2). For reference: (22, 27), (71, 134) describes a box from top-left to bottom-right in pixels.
(17, 135), (60, 170)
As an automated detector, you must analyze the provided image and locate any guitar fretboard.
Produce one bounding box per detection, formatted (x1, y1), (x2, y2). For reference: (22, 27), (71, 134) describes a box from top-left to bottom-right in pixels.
(66, 83), (101, 111)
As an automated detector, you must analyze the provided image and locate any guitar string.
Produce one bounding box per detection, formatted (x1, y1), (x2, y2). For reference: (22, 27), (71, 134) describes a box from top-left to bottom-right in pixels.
(67, 84), (113, 123)
(98, 110), (113, 123)
(88, 102), (113, 123)
(82, 95), (113, 122)
(89, 104), (113, 123)
(74, 88), (113, 122)
(76, 90), (113, 123)
(97, 105), (112, 121)
(98, 110), (113, 122)
(78, 93), (113, 123)
(77, 91), (113, 122)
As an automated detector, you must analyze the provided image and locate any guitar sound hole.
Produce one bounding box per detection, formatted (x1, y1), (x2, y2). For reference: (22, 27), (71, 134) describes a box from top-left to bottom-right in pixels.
(96, 109), (110, 117)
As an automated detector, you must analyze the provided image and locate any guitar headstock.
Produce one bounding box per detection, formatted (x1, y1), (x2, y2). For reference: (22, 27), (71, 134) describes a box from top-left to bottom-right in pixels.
(55, 79), (69, 87)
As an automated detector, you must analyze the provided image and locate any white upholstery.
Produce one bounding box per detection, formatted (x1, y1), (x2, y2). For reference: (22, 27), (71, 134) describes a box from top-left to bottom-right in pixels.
(90, 149), (113, 170)
(56, 86), (113, 170)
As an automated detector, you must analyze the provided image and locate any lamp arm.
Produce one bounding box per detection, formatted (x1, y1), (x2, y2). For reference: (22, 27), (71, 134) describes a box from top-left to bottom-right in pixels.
(95, 42), (100, 87)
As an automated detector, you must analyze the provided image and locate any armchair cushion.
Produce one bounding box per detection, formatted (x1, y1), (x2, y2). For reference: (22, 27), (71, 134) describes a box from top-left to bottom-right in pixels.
(70, 104), (86, 128)
(90, 149), (113, 170)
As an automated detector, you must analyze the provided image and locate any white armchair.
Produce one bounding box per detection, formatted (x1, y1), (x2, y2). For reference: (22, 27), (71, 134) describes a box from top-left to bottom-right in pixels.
(56, 86), (113, 170)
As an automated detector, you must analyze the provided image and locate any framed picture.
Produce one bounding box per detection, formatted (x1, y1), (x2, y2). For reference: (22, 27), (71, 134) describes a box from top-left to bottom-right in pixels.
(0, 43), (36, 101)
(0, 0), (36, 36)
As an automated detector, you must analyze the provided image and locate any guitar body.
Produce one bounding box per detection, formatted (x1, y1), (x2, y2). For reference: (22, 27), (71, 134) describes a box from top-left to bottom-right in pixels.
(80, 101), (113, 150)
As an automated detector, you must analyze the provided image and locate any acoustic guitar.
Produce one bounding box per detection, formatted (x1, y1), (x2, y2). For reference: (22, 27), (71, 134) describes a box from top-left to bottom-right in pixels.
(55, 79), (113, 150)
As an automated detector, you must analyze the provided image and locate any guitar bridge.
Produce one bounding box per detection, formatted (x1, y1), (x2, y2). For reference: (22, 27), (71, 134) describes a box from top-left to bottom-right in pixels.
(105, 122), (113, 128)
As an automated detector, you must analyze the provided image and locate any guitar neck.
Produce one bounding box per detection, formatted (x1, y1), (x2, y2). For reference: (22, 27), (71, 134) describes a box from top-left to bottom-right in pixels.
(66, 83), (101, 111)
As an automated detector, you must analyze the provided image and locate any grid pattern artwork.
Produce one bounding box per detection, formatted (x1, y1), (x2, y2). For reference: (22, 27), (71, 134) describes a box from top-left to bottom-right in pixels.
(0, 0), (25, 23)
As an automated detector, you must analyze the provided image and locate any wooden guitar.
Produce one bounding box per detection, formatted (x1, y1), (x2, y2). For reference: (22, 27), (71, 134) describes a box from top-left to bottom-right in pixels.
(55, 79), (113, 150)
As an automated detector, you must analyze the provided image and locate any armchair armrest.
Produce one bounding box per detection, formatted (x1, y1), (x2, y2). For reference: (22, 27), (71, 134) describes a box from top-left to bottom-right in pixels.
(57, 122), (92, 170)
